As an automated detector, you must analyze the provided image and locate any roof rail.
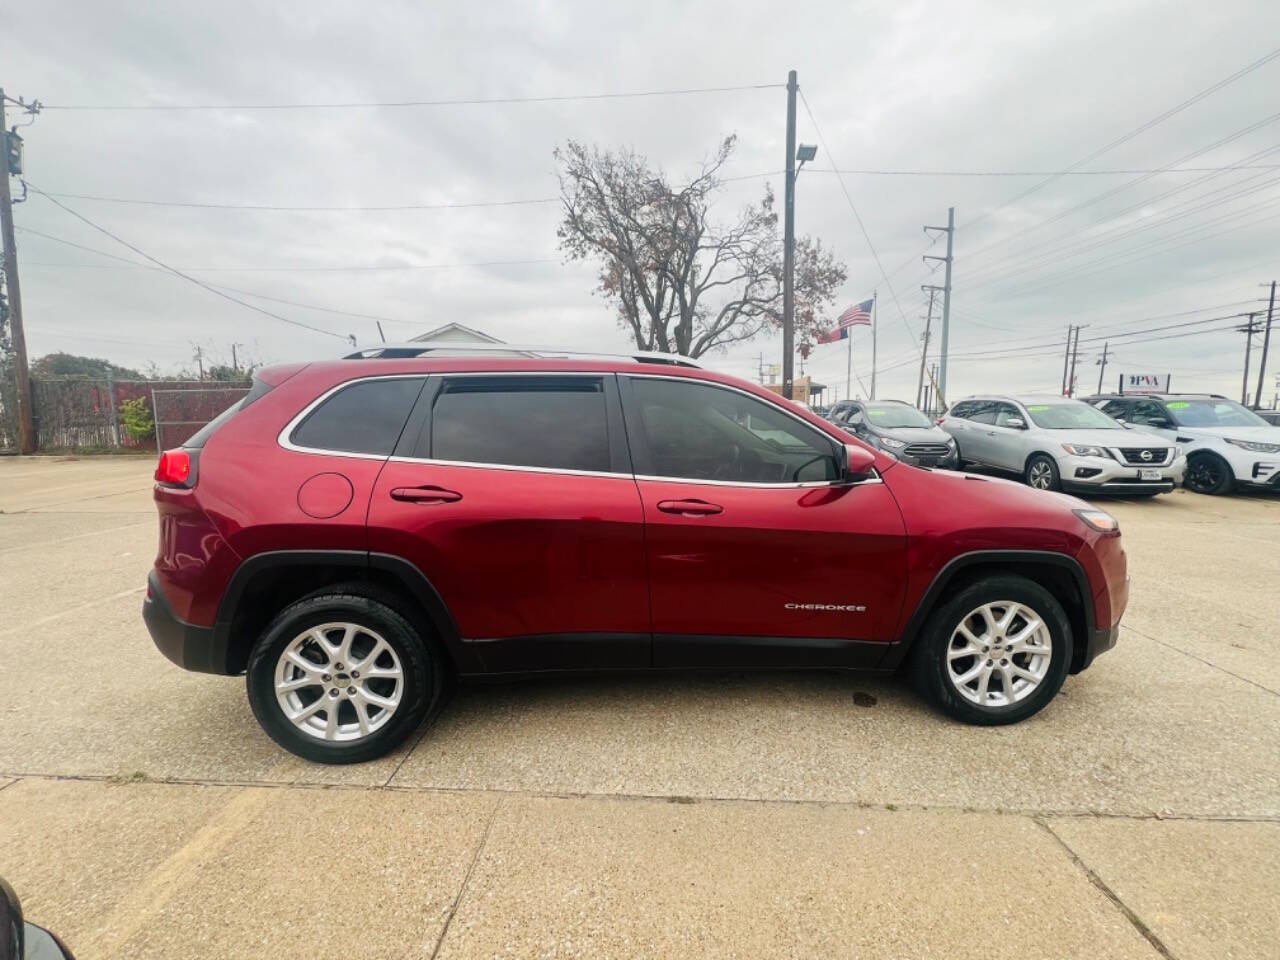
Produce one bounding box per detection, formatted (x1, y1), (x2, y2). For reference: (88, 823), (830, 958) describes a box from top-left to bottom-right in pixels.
(341, 342), (702, 368)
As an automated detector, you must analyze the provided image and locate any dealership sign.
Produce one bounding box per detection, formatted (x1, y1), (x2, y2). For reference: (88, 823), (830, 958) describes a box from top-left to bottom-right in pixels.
(1120, 373), (1170, 394)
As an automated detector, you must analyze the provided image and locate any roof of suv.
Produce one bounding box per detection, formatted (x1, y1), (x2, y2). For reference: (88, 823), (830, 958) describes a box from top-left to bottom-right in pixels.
(951, 393), (1075, 405)
(343, 342), (702, 368)
(1085, 392), (1227, 401)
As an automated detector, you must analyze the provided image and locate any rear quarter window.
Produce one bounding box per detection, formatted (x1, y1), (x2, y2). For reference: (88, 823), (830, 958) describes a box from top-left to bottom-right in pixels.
(289, 377), (426, 456)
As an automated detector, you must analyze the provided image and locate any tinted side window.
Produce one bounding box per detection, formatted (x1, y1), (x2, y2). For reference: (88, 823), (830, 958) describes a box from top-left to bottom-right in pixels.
(627, 378), (837, 483)
(1100, 400), (1129, 418)
(291, 377), (424, 456)
(427, 376), (610, 472)
(967, 401), (998, 425)
(993, 403), (1023, 427)
(1129, 399), (1168, 426)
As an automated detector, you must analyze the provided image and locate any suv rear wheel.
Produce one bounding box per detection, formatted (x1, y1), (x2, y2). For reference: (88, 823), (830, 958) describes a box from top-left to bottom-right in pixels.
(910, 575), (1072, 725)
(246, 586), (442, 763)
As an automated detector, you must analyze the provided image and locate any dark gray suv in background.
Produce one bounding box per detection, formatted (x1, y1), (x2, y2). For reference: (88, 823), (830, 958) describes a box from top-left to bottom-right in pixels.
(832, 399), (959, 468)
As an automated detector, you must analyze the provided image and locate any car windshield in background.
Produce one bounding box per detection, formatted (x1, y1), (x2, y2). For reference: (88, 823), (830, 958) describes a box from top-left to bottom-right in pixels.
(1023, 402), (1121, 430)
(1165, 399), (1270, 428)
(864, 404), (933, 429)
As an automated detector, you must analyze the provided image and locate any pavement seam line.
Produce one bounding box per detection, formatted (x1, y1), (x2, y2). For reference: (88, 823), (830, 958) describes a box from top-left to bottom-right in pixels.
(1034, 818), (1179, 960)
(0, 519), (152, 554)
(5, 485), (154, 514)
(1123, 625), (1280, 697)
(428, 794), (504, 960)
(0, 586), (145, 638)
(5, 771), (1279, 824)
(0, 778), (18, 794)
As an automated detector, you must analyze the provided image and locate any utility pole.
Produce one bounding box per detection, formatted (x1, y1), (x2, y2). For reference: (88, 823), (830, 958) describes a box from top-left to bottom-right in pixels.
(1254, 281), (1275, 409)
(1061, 325), (1074, 395)
(924, 207), (954, 407)
(1096, 341), (1109, 395)
(781, 69), (798, 401)
(376, 321), (386, 343)
(1067, 325), (1086, 397)
(1237, 312), (1264, 405)
(1, 88), (38, 453)
(918, 285), (940, 409)
(193, 345), (205, 380)
(230, 343), (241, 374)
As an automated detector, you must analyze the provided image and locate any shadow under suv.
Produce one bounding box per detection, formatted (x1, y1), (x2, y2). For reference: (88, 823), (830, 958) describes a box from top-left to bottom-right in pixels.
(144, 346), (1128, 763)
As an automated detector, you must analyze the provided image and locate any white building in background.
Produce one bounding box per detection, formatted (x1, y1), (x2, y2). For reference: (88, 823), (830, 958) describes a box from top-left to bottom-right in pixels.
(408, 322), (537, 357)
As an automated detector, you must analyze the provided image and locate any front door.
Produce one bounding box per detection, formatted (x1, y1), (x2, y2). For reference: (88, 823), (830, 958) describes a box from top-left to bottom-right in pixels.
(367, 373), (650, 672)
(619, 375), (907, 669)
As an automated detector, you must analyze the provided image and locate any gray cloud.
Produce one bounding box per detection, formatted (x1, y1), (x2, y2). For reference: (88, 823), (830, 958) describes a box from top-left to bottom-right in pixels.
(7, 0), (1280, 403)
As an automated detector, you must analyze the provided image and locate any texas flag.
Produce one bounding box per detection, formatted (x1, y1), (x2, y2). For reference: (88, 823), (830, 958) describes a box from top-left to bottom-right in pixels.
(817, 297), (874, 342)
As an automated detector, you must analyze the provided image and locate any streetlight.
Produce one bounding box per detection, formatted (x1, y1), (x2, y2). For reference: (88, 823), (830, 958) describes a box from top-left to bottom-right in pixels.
(781, 104), (817, 400)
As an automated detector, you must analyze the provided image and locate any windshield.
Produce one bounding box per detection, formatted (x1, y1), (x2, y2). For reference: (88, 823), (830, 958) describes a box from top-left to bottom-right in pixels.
(864, 403), (933, 429)
(1165, 399), (1270, 428)
(1023, 402), (1120, 430)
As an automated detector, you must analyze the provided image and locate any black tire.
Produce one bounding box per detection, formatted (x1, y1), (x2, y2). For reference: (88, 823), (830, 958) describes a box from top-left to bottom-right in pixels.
(909, 575), (1073, 726)
(246, 584), (443, 764)
(1183, 452), (1234, 495)
(1024, 453), (1061, 492)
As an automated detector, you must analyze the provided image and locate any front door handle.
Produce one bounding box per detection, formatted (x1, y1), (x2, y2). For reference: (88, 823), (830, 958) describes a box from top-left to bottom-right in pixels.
(390, 485), (462, 504)
(657, 498), (723, 517)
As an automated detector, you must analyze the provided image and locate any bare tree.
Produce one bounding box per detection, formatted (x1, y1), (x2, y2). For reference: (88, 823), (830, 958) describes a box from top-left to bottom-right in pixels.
(556, 136), (847, 358)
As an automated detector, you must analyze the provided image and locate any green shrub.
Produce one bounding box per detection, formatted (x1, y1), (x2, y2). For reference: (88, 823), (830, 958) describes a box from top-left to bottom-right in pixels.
(119, 395), (155, 442)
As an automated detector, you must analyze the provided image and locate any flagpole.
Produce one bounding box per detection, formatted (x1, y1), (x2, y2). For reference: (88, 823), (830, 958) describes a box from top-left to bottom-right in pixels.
(870, 291), (877, 400)
(845, 330), (852, 400)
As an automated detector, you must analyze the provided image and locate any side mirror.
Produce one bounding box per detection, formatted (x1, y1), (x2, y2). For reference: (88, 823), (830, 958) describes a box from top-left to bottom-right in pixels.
(1150, 418), (1172, 429)
(839, 443), (877, 482)
(1005, 417), (1026, 429)
(845, 411), (864, 427)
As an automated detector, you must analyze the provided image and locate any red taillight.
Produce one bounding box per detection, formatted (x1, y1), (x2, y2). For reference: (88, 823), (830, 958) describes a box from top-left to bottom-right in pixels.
(155, 449), (191, 486)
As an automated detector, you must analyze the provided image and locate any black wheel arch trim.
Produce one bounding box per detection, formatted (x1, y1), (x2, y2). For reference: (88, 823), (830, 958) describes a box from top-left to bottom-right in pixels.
(880, 549), (1099, 673)
(211, 549), (476, 674)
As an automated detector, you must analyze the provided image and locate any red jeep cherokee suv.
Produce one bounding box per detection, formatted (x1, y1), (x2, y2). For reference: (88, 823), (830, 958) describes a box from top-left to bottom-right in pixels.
(144, 346), (1127, 763)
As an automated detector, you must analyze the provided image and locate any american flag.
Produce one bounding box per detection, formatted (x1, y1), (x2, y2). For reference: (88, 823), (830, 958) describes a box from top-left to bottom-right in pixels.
(838, 297), (874, 328)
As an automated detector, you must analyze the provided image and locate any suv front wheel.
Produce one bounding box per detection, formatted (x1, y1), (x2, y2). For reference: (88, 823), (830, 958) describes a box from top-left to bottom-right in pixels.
(246, 586), (442, 763)
(910, 575), (1072, 725)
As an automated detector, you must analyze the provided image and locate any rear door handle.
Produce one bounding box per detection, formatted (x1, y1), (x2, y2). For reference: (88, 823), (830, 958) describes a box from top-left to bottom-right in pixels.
(657, 498), (723, 517)
(390, 485), (462, 504)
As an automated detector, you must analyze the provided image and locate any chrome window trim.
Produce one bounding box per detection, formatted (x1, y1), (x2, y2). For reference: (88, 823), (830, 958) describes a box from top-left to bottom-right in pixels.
(278, 370), (879, 489)
(277, 374), (428, 459)
(387, 455), (630, 480)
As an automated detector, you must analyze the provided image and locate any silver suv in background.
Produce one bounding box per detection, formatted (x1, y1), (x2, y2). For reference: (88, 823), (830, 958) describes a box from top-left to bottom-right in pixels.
(940, 394), (1185, 496)
(1085, 393), (1280, 495)
(831, 399), (959, 468)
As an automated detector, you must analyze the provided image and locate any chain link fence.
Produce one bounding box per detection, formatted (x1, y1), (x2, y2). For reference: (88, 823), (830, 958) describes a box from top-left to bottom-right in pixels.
(0, 378), (250, 454)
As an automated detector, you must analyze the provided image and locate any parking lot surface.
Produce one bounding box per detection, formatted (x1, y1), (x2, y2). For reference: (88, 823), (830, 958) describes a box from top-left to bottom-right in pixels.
(1, 456), (1277, 959)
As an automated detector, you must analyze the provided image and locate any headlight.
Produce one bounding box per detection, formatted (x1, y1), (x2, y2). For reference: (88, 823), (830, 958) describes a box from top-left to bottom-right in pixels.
(1224, 438), (1280, 453)
(1061, 443), (1110, 458)
(1074, 508), (1120, 534)
(879, 436), (906, 449)
(945, 435), (956, 446)
(1174, 446), (1183, 459)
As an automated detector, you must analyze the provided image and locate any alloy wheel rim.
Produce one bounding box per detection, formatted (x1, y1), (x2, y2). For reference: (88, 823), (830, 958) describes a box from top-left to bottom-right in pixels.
(945, 601), (1052, 707)
(1029, 462), (1052, 489)
(274, 622), (404, 742)
(1187, 460), (1220, 491)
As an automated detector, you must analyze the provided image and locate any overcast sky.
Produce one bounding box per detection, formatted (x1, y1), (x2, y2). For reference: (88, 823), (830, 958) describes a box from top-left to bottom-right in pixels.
(7, 0), (1280, 404)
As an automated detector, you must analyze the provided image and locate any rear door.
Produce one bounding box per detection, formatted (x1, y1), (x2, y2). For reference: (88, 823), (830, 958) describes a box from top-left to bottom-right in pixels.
(954, 400), (998, 463)
(367, 373), (650, 672)
(619, 375), (907, 669)
(987, 402), (1031, 470)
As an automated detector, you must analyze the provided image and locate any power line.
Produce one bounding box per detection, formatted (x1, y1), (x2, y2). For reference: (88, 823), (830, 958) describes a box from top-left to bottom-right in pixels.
(36, 191), (561, 212)
(26, 184), (351, 341)
(42, 83), (784, 111)
(958, 45), (1280, 233)
(797, 90), (920, 359)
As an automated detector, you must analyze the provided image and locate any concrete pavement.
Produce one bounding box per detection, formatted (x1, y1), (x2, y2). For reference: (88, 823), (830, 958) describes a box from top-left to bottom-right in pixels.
(0, 456), (1276, 958)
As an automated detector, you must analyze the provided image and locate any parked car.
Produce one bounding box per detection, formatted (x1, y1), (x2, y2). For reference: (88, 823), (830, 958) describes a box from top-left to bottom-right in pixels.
(1085, 393), (1280, 495)
(144, 344), (1127, 762)
(831, 399), (959, 468)
(940, 394), (1183, 496)
(2, 876), (74, 959)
